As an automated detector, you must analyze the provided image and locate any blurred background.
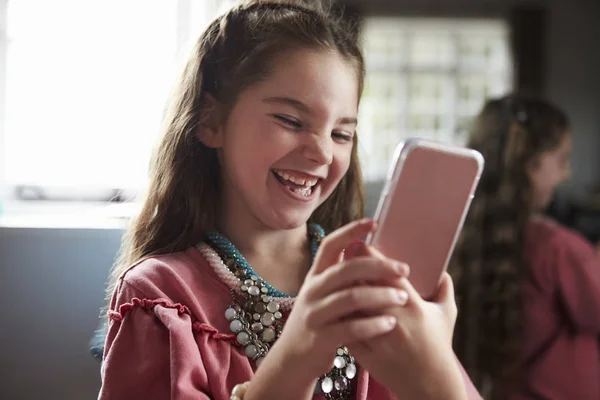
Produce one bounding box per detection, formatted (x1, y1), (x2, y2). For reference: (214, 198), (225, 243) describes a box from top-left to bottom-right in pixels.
(0, 0), (598, 398)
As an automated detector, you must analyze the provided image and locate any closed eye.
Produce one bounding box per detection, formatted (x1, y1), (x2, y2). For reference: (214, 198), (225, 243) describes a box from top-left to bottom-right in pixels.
(272, 114), (302, 129)
(333, 132), (353, 142)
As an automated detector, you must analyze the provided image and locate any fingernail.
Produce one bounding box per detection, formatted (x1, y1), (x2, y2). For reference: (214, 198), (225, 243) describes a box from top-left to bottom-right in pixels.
(386, 316), (397, 329)
(397, 290), (408, 305)
(394, 262), (409, 276)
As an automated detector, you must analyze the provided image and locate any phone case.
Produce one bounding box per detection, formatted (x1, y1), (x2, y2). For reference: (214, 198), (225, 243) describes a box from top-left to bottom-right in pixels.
(367, 138), (484, 300)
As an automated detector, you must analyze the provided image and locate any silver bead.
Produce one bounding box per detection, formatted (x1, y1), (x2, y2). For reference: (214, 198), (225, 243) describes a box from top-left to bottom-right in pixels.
(321, 377), (333, 394)
(254, 302), (267, 313)
(266, 301), (280, 313)
(251, 322), (264, 332)
(230, 319), (243, 333)
(261, 287), (269, 294)
(248, 286), (260, 296)
(261, 328), (276, 342)
(241, 285), (249, 292)
(336, 348), (345, 356)
(274, 311), (282, 319)
(251, 276), (258, 281)
(253, 313), (261, 321)
(334, 377), (348, 391)
(225, 308), (237, 321)
(237, 331), (250, 345)
(245, 344), (258, 358)
(261, 312), (275, 326)
(261, 295), (270, 303)
(334, 356), (346, 369)
(244, 279), (253, 286)
(345, 363), (357, 379)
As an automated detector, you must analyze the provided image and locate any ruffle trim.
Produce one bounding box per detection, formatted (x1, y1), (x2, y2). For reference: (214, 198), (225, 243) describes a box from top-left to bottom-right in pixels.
(109, 298), (239, 345)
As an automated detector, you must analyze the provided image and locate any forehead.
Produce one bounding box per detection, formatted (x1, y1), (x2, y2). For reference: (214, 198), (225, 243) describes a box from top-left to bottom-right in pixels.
(241, 47), (360, 117)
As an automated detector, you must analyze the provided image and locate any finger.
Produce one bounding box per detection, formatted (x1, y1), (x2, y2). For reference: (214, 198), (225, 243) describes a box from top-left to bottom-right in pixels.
(430, 273), (457, 314)
(309, 256), (409, 300)
(343, 239), (371, 260)
(343, 242), (411, 280)
(308, 286), (409, 328)
(321, 315), (397, 345)
(346, 340), (373, 359)
(311, 219), (376, 275)
(395, 277), (422, 308)
(364, 246), (412, 280)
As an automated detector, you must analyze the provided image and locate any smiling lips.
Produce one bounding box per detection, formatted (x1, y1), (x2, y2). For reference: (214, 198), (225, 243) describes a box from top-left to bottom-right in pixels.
(272, 169), (321, 197)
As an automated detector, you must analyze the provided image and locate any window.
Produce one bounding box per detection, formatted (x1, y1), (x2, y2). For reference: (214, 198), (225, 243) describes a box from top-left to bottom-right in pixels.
(1, 0), (233, 200)
(1, 9), (512, 202)
(358, 18), (513, 181)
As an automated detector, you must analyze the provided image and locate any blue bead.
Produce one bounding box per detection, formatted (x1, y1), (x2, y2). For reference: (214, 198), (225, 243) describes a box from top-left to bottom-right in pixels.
(206, 224), (325, 298)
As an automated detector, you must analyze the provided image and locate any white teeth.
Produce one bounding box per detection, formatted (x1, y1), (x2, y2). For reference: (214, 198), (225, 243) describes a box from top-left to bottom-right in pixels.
(293, 187), (312, 196)
(274, 169), (318, 188)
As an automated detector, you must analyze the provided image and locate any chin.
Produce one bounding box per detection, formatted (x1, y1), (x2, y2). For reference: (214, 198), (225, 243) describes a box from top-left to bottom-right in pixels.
(265, 209), (315, 231)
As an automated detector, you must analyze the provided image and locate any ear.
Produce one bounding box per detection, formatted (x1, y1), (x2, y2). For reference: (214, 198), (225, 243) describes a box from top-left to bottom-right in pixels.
(196, 93), (224, 148)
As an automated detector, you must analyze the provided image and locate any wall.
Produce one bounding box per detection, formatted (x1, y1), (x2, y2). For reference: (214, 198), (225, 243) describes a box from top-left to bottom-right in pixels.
(0, 226), (122, 399)
(546, 0), (600, 198)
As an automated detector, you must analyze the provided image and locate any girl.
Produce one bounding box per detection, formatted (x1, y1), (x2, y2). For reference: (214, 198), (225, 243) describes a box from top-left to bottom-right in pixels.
(450, 94), (600, 399)
(99, 1), (481, 399)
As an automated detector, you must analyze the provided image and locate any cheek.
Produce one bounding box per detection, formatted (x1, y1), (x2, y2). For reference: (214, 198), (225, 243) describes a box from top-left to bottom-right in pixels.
(534, 175), (552, 193)
(331, 146), (353, 181)
(223, 118), (279, 167)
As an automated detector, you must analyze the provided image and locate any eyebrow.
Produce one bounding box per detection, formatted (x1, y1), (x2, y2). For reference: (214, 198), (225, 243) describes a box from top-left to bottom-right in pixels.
(262, 96), (358, 125)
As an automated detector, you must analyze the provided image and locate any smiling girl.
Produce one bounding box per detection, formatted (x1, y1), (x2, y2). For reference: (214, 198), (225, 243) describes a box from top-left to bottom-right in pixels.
(99, 2), (480, 399)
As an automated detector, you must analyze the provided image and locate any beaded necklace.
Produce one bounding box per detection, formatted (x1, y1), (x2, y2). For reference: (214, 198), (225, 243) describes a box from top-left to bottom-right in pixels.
(205, 223), (325, 298)
(199, 224), (356, 399)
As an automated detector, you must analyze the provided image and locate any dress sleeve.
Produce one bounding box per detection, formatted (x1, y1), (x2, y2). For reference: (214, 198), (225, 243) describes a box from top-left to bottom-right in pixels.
(98, 280), (212, 400)
(549, 229), (600, 333)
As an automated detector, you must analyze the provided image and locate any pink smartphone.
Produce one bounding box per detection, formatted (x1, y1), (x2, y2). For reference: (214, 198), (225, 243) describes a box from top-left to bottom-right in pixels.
(366, 138), (484, 300)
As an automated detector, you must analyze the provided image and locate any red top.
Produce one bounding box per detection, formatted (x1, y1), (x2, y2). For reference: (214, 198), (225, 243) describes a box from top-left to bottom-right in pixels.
(512, 217), (600, 399)
(98, 246), (481, 399)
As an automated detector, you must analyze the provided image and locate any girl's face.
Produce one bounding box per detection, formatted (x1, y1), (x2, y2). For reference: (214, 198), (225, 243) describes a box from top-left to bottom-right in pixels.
(201, 47), (359, 231)
(528, 132), (572, 210)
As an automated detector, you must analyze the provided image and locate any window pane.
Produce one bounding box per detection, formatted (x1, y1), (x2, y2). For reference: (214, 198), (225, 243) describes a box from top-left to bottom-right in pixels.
(4, 0), (228, 195)
(409, 33), (455, 68)
(5, 0), (181, 190)
(360, 18), (512, 180)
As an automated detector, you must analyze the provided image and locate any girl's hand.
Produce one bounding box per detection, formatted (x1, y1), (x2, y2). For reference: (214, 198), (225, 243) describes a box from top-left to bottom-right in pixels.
(245, 219), (410, 400)
(278, 219), (412, 377)
(347, 244), (466, 400)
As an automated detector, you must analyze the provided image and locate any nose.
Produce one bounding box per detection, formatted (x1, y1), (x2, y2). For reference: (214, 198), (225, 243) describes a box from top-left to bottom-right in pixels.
(303, 133), (333, 165)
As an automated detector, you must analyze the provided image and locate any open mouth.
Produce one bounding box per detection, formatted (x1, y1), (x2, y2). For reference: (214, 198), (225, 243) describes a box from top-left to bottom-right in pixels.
(272, 169), (320, 198)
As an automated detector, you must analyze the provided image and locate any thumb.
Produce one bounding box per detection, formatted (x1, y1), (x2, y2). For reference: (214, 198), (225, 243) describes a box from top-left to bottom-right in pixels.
(431, 273), (457, 313)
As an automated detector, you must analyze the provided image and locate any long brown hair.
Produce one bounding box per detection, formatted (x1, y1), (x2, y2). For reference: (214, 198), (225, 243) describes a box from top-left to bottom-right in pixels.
(449, 94), (570, 398)
(105, 0), (365, 306)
